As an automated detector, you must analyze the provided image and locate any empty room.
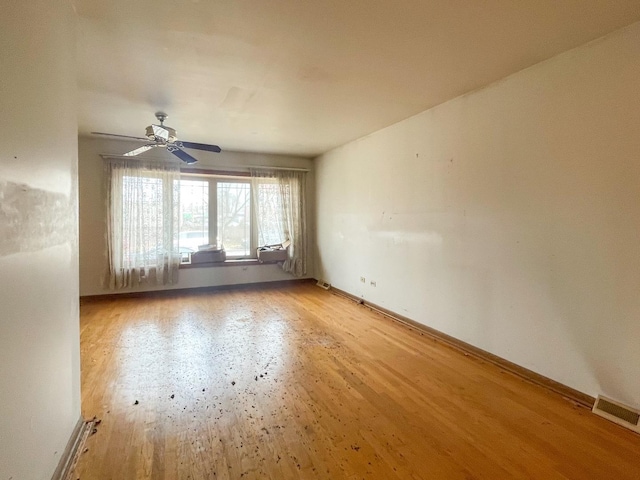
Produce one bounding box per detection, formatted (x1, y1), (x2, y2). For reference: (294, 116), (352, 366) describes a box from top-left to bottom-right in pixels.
(2, 1), (640, 479)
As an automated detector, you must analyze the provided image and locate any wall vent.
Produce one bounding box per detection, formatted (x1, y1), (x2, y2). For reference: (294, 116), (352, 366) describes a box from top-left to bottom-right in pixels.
(592, 395), (640, 434)
(316, 280), (331, 290)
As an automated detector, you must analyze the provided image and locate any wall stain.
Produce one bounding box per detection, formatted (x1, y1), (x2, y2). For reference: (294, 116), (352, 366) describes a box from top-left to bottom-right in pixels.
(0, 180), (75, 256)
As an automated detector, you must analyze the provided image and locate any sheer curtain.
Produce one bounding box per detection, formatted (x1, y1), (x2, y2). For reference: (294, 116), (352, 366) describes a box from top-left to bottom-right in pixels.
(105, 157), (181, 289)
(251, 169), (307, 277)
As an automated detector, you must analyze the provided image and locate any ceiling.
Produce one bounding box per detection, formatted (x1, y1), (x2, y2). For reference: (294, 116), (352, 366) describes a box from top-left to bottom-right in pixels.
(74, 0), (640, 158)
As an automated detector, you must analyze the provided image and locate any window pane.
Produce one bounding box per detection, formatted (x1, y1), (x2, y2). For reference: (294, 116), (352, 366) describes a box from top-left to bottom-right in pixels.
(179, 180), (209, 253)
(217, 182), (251, 257)
(122, 175), (165, 266)
(257, 182), (286, 246)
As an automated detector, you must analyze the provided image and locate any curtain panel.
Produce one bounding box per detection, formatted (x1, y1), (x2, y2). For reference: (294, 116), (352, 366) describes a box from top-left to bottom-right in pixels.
(104, 157), (181, 289)
(250, 169), (307, 277)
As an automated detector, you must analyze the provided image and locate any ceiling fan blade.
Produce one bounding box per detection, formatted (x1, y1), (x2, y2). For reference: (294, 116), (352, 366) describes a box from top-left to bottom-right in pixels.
(167, 146), (198, 164)
(123, 144), (158, 156)
(178, 141), (222, 153)
(91, 132), (149, 141)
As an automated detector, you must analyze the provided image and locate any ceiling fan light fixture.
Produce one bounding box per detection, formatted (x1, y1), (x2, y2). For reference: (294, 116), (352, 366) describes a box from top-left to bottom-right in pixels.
(146, 124), (177, 143)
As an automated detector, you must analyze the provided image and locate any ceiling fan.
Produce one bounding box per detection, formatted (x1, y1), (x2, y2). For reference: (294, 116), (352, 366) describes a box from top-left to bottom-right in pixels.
(92, 112), (221, 164)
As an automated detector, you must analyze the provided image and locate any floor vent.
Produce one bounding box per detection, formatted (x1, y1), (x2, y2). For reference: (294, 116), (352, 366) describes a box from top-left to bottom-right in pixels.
(592, 395), (640, 433)
(316, 279), (331, 290)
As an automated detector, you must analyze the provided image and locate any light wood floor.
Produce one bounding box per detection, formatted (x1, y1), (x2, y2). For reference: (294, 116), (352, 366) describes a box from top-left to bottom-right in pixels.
(72, 282), (640, 479)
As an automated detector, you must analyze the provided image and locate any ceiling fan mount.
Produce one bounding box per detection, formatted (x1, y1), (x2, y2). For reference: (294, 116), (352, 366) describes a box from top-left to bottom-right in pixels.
(92, 112), (221, 164)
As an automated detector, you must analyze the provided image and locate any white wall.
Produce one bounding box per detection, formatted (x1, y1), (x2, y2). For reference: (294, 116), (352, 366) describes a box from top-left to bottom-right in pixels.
(0, 1), (81, 479)
(315, 22), (640, 407)
(79, 137), (315, 296)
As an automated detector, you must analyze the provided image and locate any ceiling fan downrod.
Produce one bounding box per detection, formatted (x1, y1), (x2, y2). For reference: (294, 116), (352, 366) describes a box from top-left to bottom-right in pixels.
(155, 111), (168, 126)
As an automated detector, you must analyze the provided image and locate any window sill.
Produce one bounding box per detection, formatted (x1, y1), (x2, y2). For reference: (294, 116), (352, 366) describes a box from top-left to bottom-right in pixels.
(180, 259), (281, 269)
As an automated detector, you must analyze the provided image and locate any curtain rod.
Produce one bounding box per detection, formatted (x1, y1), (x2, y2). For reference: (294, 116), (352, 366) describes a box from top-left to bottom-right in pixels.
(249, 165), (309, 172)
(99, 154), (309, 172)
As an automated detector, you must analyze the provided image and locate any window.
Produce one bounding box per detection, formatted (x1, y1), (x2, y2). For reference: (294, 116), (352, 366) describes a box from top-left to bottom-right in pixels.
(179, 175), (257, 259)
(217, 181), (251, 257)
(107, 159), (307, 290)
(254, 181), (285, 246)
(105, 158), (181, 289)
(179, 179), (209, 254)
(251, 168), (307, 276)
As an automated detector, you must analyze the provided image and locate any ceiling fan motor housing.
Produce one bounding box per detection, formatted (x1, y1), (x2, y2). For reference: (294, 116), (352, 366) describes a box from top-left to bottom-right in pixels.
(146, 124), (177, 143)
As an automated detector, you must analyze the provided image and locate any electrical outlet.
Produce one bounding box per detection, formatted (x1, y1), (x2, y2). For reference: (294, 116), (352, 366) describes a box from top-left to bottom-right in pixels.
(360, 277), (366, 283)
(370, 281), (376, 287)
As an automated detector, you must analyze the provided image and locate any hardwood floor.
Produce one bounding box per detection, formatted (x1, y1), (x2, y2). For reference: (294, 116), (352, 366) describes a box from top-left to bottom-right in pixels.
(72, 282), (640, 479)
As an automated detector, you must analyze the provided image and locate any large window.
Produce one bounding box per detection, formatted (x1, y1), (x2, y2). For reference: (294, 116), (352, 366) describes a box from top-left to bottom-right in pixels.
(179, 175), (270, 259)
(107, 161), (307, 290)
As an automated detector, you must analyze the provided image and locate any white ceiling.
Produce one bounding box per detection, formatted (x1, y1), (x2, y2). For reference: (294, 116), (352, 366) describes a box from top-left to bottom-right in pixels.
(75, 1), (640, 158)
